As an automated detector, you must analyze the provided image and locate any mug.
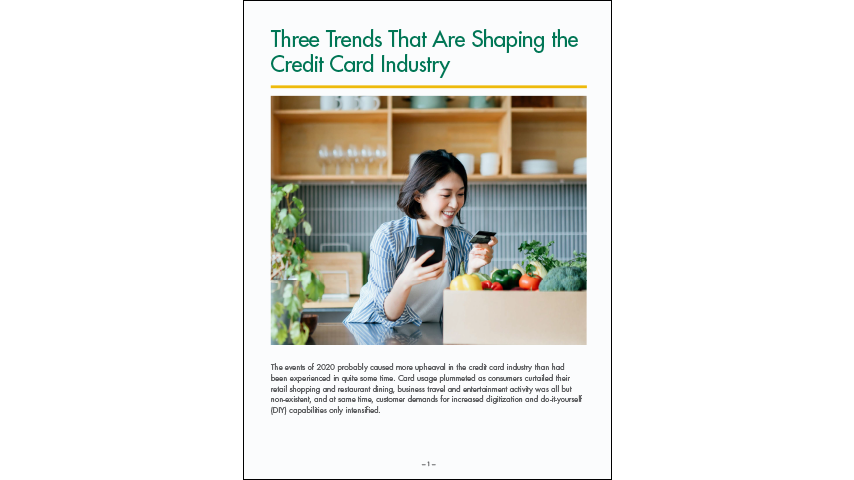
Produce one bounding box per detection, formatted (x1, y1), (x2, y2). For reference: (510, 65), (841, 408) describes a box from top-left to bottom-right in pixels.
(359, 96), (380, 111)
(409, 96), (448, 109)
(340, 96), (360, 110)
(480, 152), (500, 175)
(456, 153), (475, 176)
(468, 96), (496, 108)
(319, 96), (340, 111)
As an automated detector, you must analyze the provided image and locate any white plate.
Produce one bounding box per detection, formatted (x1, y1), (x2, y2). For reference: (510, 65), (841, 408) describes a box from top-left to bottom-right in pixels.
(521, 159), (558, 174)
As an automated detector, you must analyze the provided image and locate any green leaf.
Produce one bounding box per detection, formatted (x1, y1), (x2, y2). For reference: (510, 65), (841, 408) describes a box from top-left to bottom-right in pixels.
(303, 221), (312, 236)
(273, 234), (289, 254)
(289, 321), (309, 345)
(287, 300), (301, 323)
(283, 184), (295, 194)
(305, 280), (316, 300)
(272, 192), (284, 210)
(300, 271), (313, 289)
(282, 283), (294, 302)
(307, 277), (325, 302)
(273, 302), (285, 318)
(292, 197), (304, 212)
(293, 238), (306, 258)
(283, 214), (298, 230)
(296, 288), (306, 304)
(276, 328), (288, 345)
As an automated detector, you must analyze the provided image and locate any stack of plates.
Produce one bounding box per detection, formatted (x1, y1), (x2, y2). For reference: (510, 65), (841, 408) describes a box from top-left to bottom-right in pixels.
(521, 159), (558, 174)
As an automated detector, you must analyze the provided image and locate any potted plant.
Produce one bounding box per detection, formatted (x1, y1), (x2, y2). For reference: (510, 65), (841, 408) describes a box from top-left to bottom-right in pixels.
(271, 183), (325, 345)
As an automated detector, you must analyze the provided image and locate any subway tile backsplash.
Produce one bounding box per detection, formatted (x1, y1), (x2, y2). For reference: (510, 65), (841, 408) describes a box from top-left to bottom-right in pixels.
(294, 183), (586, 272)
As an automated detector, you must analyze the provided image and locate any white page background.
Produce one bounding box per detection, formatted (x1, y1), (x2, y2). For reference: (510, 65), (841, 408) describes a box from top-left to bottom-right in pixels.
(244, 2), (611, 479)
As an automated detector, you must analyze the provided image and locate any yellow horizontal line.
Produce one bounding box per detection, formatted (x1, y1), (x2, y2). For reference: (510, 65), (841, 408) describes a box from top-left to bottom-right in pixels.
(270, 85), (587, 89)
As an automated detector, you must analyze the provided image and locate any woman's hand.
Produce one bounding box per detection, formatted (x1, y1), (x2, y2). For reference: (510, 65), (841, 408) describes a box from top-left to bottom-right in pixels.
(397, 250), (447, 290)
(468, 236), (497, 273)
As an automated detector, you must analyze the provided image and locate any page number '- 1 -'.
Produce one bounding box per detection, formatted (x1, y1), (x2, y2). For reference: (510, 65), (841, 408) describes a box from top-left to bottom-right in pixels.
(422, 461), (437, 467)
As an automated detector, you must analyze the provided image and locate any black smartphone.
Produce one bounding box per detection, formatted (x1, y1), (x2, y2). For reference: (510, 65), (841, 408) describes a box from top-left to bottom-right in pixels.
(470, 231), (496, 244)
(414, 235), (444, 267)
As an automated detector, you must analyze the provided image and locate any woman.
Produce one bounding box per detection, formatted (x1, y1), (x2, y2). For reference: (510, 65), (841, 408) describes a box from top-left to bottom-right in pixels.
(343, 149), (498, 326)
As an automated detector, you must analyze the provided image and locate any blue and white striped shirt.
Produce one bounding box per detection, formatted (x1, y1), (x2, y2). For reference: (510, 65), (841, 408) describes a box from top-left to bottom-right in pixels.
(343, 216), (475, 326)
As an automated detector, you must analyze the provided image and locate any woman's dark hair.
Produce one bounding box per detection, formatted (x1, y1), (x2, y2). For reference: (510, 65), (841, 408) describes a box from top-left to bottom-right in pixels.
(397, 149), (467, 224)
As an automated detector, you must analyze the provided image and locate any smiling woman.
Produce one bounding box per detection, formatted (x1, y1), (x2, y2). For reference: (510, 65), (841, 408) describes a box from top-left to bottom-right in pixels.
(343, 149), (498, 327)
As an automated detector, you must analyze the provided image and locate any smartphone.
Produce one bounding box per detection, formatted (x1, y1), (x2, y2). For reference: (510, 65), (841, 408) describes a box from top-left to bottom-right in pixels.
(469, 231), (496, 244)
(414, 235), (444, 267)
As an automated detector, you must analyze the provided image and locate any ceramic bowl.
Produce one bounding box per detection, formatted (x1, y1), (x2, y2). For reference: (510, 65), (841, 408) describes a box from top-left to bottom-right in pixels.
(521, 159), (558, 174)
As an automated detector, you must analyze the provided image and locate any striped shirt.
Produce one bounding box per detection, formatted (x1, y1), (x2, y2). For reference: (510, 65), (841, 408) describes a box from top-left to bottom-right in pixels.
(343, 216), (475, 326)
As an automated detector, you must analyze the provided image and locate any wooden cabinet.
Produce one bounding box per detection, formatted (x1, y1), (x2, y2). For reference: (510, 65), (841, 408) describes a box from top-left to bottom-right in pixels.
(271, 96), (586, 183)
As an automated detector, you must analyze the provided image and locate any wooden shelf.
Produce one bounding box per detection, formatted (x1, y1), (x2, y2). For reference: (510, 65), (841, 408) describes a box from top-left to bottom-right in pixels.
(273, 175), (398, 183)
(273, 109), (387, 124)
(511, 107), (586, 122)
(275, 174), (586, 183)
(272, 96), (586, 182)
(392, 108), (506, 123)
(505, 174), (586, 181)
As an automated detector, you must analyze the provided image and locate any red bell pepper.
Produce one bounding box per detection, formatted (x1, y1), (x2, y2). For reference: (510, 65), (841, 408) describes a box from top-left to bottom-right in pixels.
(519, 274), (541, 291)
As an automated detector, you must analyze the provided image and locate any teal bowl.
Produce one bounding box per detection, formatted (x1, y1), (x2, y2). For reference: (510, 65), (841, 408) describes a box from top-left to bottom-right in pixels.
(408, 96), (449, 109)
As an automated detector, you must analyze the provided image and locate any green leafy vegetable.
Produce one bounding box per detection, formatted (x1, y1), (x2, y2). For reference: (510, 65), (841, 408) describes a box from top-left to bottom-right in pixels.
(569, 251), (587, 272)
(518, 240), (565, 274)
(539, 266), (587, 292)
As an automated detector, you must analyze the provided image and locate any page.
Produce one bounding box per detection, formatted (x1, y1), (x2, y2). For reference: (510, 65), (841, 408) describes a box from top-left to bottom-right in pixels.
(244, 2), (612, 478)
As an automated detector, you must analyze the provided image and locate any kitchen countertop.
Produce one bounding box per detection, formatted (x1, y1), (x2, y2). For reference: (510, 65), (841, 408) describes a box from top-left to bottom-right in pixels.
(302, 295), (360, 311)
(305, 322), (443, 345)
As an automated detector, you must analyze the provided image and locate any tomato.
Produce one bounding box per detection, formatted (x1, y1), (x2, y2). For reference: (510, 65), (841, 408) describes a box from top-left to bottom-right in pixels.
(519, 274), (541, 291)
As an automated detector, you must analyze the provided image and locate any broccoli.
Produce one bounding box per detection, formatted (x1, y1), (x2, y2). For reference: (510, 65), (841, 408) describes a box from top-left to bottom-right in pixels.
(539, 266), (587, 292)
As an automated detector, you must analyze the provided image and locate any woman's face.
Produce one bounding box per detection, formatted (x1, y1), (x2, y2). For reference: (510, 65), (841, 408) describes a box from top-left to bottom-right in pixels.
(416, 172), (466, 227)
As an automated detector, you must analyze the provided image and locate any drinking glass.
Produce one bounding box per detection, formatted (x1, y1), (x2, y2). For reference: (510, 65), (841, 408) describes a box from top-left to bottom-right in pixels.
(375, 144), (388, 175)
(346, 144), (360, 176)
(318, 144), (329, 175)
(361, 144), (374, 175)
(332, 144), (344, 175)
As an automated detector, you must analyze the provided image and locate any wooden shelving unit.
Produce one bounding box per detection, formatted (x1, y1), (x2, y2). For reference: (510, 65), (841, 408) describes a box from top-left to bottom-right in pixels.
(391, 108), (507, 123)
(273, 110), (387, 124)
(271, 96), (586, 183)
(511, 107), (587, 122)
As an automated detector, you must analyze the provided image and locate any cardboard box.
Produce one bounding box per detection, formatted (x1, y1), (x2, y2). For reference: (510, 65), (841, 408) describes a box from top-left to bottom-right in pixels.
(442, 290), (587, 345)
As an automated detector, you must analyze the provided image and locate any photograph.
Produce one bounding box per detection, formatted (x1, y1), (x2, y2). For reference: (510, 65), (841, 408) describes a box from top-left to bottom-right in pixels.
(270, 95), (587, 345)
